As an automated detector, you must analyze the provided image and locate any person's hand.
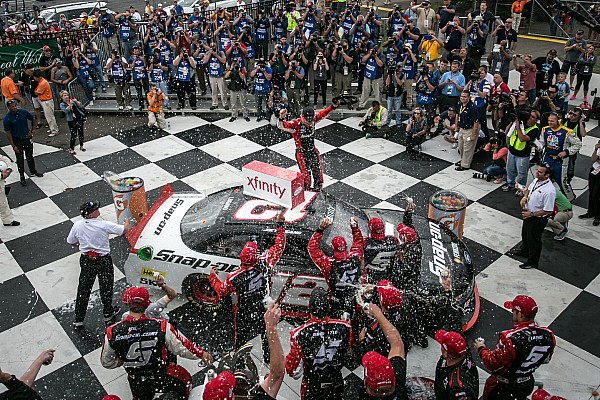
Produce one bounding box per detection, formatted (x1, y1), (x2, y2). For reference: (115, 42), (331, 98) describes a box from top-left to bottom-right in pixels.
(279, 108), (287, 119)
(123, 217), (131, 231)
(155, 274), (165, 287)
(350, 216), (359, 227)
(474, 339), (486, 350)
(595, 143), (600, 150)
(405, 202), (416, 213)
(359, 327), (367, 341)
(363, 303), (382, 318)
(276, 210), (285, 223)
(519, 196), (527, 209)
(440, 273), (452, 291)
(37, 349), (56, 365)
(210, 267), (219, 276)
(470, 133), (476, 141)
(0, 367), (11, 383)
(318, 217), (332, 230)
(558, 151), (567, 158)
(27, 130), (33, 138)
(521, 210), (532, 219)
(264, 301), (281, 331)
(201, 351), (213, 365)
(332, 98), (340, 108)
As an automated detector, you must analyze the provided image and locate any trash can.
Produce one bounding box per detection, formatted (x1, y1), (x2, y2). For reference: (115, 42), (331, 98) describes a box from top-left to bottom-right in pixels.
(104, 172), (148, 226)
(428, 190), (468, 239)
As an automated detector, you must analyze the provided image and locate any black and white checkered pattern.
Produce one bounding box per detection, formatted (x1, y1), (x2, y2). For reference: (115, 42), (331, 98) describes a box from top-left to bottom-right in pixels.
(1, 114), (599, 399)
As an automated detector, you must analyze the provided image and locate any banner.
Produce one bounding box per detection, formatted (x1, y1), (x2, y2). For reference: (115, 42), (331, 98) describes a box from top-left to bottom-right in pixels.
(0, 39), (59, 76)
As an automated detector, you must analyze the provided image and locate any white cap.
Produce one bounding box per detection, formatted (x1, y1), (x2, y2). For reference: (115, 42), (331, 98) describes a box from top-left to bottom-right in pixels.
(157, 3), (163, 7)
(0, 161), (9, 173)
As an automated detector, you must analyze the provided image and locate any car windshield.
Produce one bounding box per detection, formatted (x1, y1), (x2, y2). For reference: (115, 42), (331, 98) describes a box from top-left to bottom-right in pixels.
(39, 10), (55, 20)
(178, 0), (197, 7)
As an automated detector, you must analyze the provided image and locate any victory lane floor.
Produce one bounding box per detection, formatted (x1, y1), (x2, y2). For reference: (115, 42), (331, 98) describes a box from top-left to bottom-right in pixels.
(0, 114), (600, 399)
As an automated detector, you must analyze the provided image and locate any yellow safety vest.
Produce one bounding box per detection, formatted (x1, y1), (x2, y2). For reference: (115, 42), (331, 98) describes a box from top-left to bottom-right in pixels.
(509, 124), (536, 151)
(373, 107), (382, 129)
(286, 11), (299, 32)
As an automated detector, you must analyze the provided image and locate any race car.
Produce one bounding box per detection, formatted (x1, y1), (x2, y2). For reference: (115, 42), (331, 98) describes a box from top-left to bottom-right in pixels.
(124, 184), (480, 330)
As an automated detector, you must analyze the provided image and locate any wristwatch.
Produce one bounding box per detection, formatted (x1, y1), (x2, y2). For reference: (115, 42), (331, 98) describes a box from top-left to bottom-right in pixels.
(530, 211), (534, 217)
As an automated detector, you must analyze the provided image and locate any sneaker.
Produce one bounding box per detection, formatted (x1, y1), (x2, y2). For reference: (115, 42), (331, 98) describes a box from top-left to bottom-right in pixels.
(451, 143), (458, 149)
(48, 133), (56, 137)
(244, 117), (250, 122)
(32, 172), (43, 177)
(594, 218), (600, 226)
(493, 177), (503, 184)
(501, 184), (513, 192)
(103, 307), (121, 323)
(365, 133), (372, 139)
(224, 105), (230, 110)
(579, 213), (593, 219)
(210, 105), (217, 110)
(229, 117), (236, 122)
(3, 221), (20, 226)
(125, 105), (133, 110)
(118, 105), (124, 110)
(569, 95), (576, 100)
(102, 88), (107, 93)
(20, 177), (27, 186)
(88, 100), (94, 106)
(554, 227), (568, 241)
(139, 106), (144, 111)
(583, 96), (588, 102)
(72, 321), (84, 328)
(191, 106), (197, 110)
(166, 105), (172, 110)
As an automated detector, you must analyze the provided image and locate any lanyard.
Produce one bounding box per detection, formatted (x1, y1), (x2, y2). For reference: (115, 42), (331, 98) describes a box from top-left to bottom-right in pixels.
(532, 179), (550, 192)
(459, 104), (467, 115)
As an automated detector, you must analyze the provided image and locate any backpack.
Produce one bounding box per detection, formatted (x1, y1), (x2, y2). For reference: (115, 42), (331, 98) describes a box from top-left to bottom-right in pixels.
(72, 101), (88, 121)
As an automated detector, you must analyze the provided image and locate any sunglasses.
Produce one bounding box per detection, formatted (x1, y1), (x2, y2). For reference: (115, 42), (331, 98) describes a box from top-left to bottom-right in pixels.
(547, 91), (557, 94)
(413, 112), (421, 115)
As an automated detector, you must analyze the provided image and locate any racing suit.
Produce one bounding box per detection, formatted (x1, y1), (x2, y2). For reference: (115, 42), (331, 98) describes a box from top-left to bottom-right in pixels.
(363, 235), (400, 285)
(101, 315), (206, 400)
(277, 105), (335, 191)
(541, 124), (581, 197)
(477, 321), (556, 400)
(209, 224), (286, 361)
(392, 212), (423, 291)
(434, 351), (479, 399)
(358, 305), (417, 355)
(285, 317), (354, 400)
(308, 225), (365, 319)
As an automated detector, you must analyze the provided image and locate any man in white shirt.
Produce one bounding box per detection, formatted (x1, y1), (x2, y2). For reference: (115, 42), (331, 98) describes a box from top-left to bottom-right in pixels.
(0, 156), (19, 226)
(67, 201), (131, 327)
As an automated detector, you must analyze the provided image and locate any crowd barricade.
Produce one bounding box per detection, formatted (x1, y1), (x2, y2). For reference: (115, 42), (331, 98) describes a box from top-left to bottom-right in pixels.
(67, 78), (90, 107)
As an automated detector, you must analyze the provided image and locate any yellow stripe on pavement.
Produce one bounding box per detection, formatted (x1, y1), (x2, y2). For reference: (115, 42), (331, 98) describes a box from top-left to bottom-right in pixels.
(518, 35), (566, 44)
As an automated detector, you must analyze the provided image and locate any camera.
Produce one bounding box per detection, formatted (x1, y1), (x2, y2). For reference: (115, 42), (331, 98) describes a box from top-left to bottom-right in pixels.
(473, 172), (492, 182)
(516, 108), (531, 122)
(420, 65), (429, 76)
(470, 71), (479, 81)
(447, 21), (455, 26)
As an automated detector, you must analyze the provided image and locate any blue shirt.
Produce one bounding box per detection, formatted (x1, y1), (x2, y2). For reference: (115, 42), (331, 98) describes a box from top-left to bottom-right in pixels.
(253, 66), (272, 93)
(4, 109), (33, 138)
(440, 71), (465, 97)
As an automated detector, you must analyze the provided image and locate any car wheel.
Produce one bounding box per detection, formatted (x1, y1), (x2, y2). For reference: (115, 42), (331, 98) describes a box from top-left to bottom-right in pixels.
(182, 273), (223, 311)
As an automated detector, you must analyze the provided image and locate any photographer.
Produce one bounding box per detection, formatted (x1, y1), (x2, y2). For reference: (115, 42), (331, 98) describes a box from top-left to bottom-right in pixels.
(437, 107), (459, 146)
(146, 83), (166, 129)
(267, 85), (288, 126)
(148, 50), (171, 110)
(313, 51), (329, 107)
(284, 59), (305, 118)
(502, 109), (539, 193)
(532, 49), (560, 97)
(366, 7), (383, 42)
(411, 1), (436, 34)
(513, 54), (537, 105)
(191, 35), (209, 96)
(106, 50), (132, 111)
(225, 60), (249, 122)
(440, 16), (465, 55)
(449, 48), (477, 80)
(532, 84), (563, 126)
(487, 41), (513, 84)
(563, 107), (587, 184)
(493, 18), (518, 51)
(360, 100), (390, 139)
(383, 34), (400, 72)
(355, 38), (371, 95)
(301, 1), (321, 36)
(98, 7), (118, 54)
(421, 31), (444, 62)
(269, 41), (289, 87)
(480, 137), (508, 183)
(129, 46), (149, 112)
(415, 62), (439, 127)
(388, 5), (407, 35)
(358, 45), (385, 110)
(239, 26), (255, 73)
(385, 63), (404, 129)
(350, 15), (371, 47)
(72, 48), (96, 105)
(400, 20), (421, 54)
(60, 91), (86, 155)
(332, 39), (355, 106)
(254, 10), (271, 61)
(173, 48), (197, 110)
(225, 37), (247, 68)
(341, 5), (358, 38)
(271, 9), (287, 43)
(466, 67), (491, 138)
(250, 58), (273, 121)
(438, 60), (465, 112)
(436, 0), (457, 33)
(82, 40), (106, 94)
(399, 44), (418, 110)
(156, 32), (176, 82)
(115, 10), (137, 60)
(405, 107), (428, 152)
(203, 42), (228, 110)
(455, 91), (480, 171)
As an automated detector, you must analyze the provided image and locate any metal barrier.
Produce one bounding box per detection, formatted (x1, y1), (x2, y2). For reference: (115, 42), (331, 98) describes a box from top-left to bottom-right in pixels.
(67, 79), (90, 107)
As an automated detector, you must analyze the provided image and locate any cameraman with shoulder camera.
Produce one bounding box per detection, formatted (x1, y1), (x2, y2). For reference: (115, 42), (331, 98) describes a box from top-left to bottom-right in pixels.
(251, 58), (273, 121)
(331, 39), (355, 107)
(360, 100), (390, 139)
(173, 48), (197, 110)
(358, 45), (385, 110)
(385, 63), (404, 129)
(502, 109), (539, 193)
(415, 62), (439, 128)
(225, 60), (249, 122)
(532, 84), (563, 126)
(466, 67), (491, 138)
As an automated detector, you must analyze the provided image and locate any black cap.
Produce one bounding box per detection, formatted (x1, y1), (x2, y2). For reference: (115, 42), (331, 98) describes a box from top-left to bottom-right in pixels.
(80, 201), (99, 217)
(448, 106), (456, 112)
(302, 107), (315, 121)
(309, 287), (329, 317)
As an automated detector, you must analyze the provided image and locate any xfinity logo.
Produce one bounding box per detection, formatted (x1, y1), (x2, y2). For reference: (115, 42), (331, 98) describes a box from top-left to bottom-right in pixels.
(154, 199), (184, 235)
(247, 176), (287, 199)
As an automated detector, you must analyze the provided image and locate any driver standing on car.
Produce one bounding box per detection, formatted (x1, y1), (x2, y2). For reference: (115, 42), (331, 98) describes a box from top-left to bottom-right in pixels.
(277, 99), (340, 192)
(209, 212), (286, 363)
(308, 216), (365, 321)
(363, 217), (400, 285)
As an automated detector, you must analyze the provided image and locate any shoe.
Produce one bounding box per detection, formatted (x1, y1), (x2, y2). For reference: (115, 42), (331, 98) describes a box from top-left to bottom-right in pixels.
(451, 143), (458, 149)
(176, 105), (183, 110)
(554, 227), (568, 240)
(493, 177), (503, 184)
(139, 106), (144, 111)
(101, 88), (107, 93)
(88, 100), (94, 106)
(210, 105), (217, 110)
(519, 262), (536, 269)
(20, 177), (26, 186)
(569, 95), (576, 100)
(118, 105), (124, 110)
(383, 133), (389, 139)
(48, 133), (56, 137)
(80, 146), (86, 152)
(455, 166), (469, 171)
(583, 96), (588, 102)
(224, 105), (230, 110)
(32, 172), (43, 177)
(594, 219), (600, 226)
(509, 249), (528, 257)
(125, 105), (133, 110)
(201, 91), (206, 95)
(365, 133), (372, 139)
(244, 117), (250, 122)
(191, 106), (197, 110)
(229, 117), (236, 122)
(501, 184), (514, 192)
(103, 306), (121, 323)
(3, 221), (20, 226)
(356, 106), (364, 111)
(72, 321), (84, 328)
(256, 117), (263, 122)
(166, 105), (172, 110)
(454, 161), (461, 166)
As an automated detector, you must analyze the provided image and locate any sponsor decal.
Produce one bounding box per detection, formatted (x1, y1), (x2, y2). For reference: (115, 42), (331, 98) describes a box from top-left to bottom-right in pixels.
(246, 175), (287, 199)
(437, 212), (461, 233)
(154, 199), (185, 235)
(428, 221), (448, 277)
(140, 267), (165, 278)
(463, 250), (472, 265)
(153, 249), (237, 272)
(293, 185), (303, 196)
(222, 196), (235, 211)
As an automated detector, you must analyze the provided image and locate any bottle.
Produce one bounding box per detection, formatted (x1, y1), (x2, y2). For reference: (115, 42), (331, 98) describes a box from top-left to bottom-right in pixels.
(167, 120), (171, 130)
(206, 369), (217, 381)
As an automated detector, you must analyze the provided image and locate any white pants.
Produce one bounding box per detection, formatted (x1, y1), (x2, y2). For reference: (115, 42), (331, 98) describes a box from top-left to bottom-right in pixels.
(40, 99), (59, 134)
(359, 78), (382, 108)
(0, 179), (13, 224)
(512, 12), (522, 31)
(546, 210), (573, 234)
(209, 76), (227, 107)
(148, 111), (166, 129)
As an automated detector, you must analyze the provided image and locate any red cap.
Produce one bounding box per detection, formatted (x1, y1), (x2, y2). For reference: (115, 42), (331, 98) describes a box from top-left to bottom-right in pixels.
(102, 396), (121, 400)
(122, 287), (150, 307)
(531, 388), (565, 400)
(376, 280), (402, 310)
(504, 295), (538, 316)
(435, 330), (467, 357)
(43, 45), (51, 51)
(203, 371), (236, 400)
(239, 242), (258, 266)
(362, 351), (395, 397)
(368, 218), (385, 241)
(331, 236), (348, 260)
(396, 224), (417, 244)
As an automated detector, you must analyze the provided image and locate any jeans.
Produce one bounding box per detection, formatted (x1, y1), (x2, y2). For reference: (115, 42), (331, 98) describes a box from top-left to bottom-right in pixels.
(91, 64), (106, 90)
(386, 96), (401, 126)
(483, 164), (505, 177)
(506, 152), (529, 188)
(543, 155), (564, 191)
(77, 75), (95, 102)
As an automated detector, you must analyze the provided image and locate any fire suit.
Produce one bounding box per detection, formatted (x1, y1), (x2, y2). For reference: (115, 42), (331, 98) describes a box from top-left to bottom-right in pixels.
(308, 225), (365, 319)
(285, 317), (354, 400)
(101, 315), (206, 400)
(363, 235), (400, 285)
(541, 124), (581, 197)
(392, 212), (423, 291)
(477, 321), (556, 400)
(277, 105), (335, 191)
(209, 224), (285, 361)
(358, 305), (417, 355)
(434, 351), (479, 399)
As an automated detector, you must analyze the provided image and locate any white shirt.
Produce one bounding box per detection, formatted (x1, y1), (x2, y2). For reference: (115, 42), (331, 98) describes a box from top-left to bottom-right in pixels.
(67, 218), (124, 255)
(526, 178), (556, 213)
(593, 148), (600, 170)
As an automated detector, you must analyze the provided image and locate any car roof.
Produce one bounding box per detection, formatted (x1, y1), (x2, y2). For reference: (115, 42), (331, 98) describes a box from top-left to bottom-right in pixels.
(39, 1), (107, 14)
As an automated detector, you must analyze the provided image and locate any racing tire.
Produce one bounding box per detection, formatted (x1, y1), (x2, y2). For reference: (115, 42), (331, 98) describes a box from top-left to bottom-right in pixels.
(182, 273), (223, 312)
